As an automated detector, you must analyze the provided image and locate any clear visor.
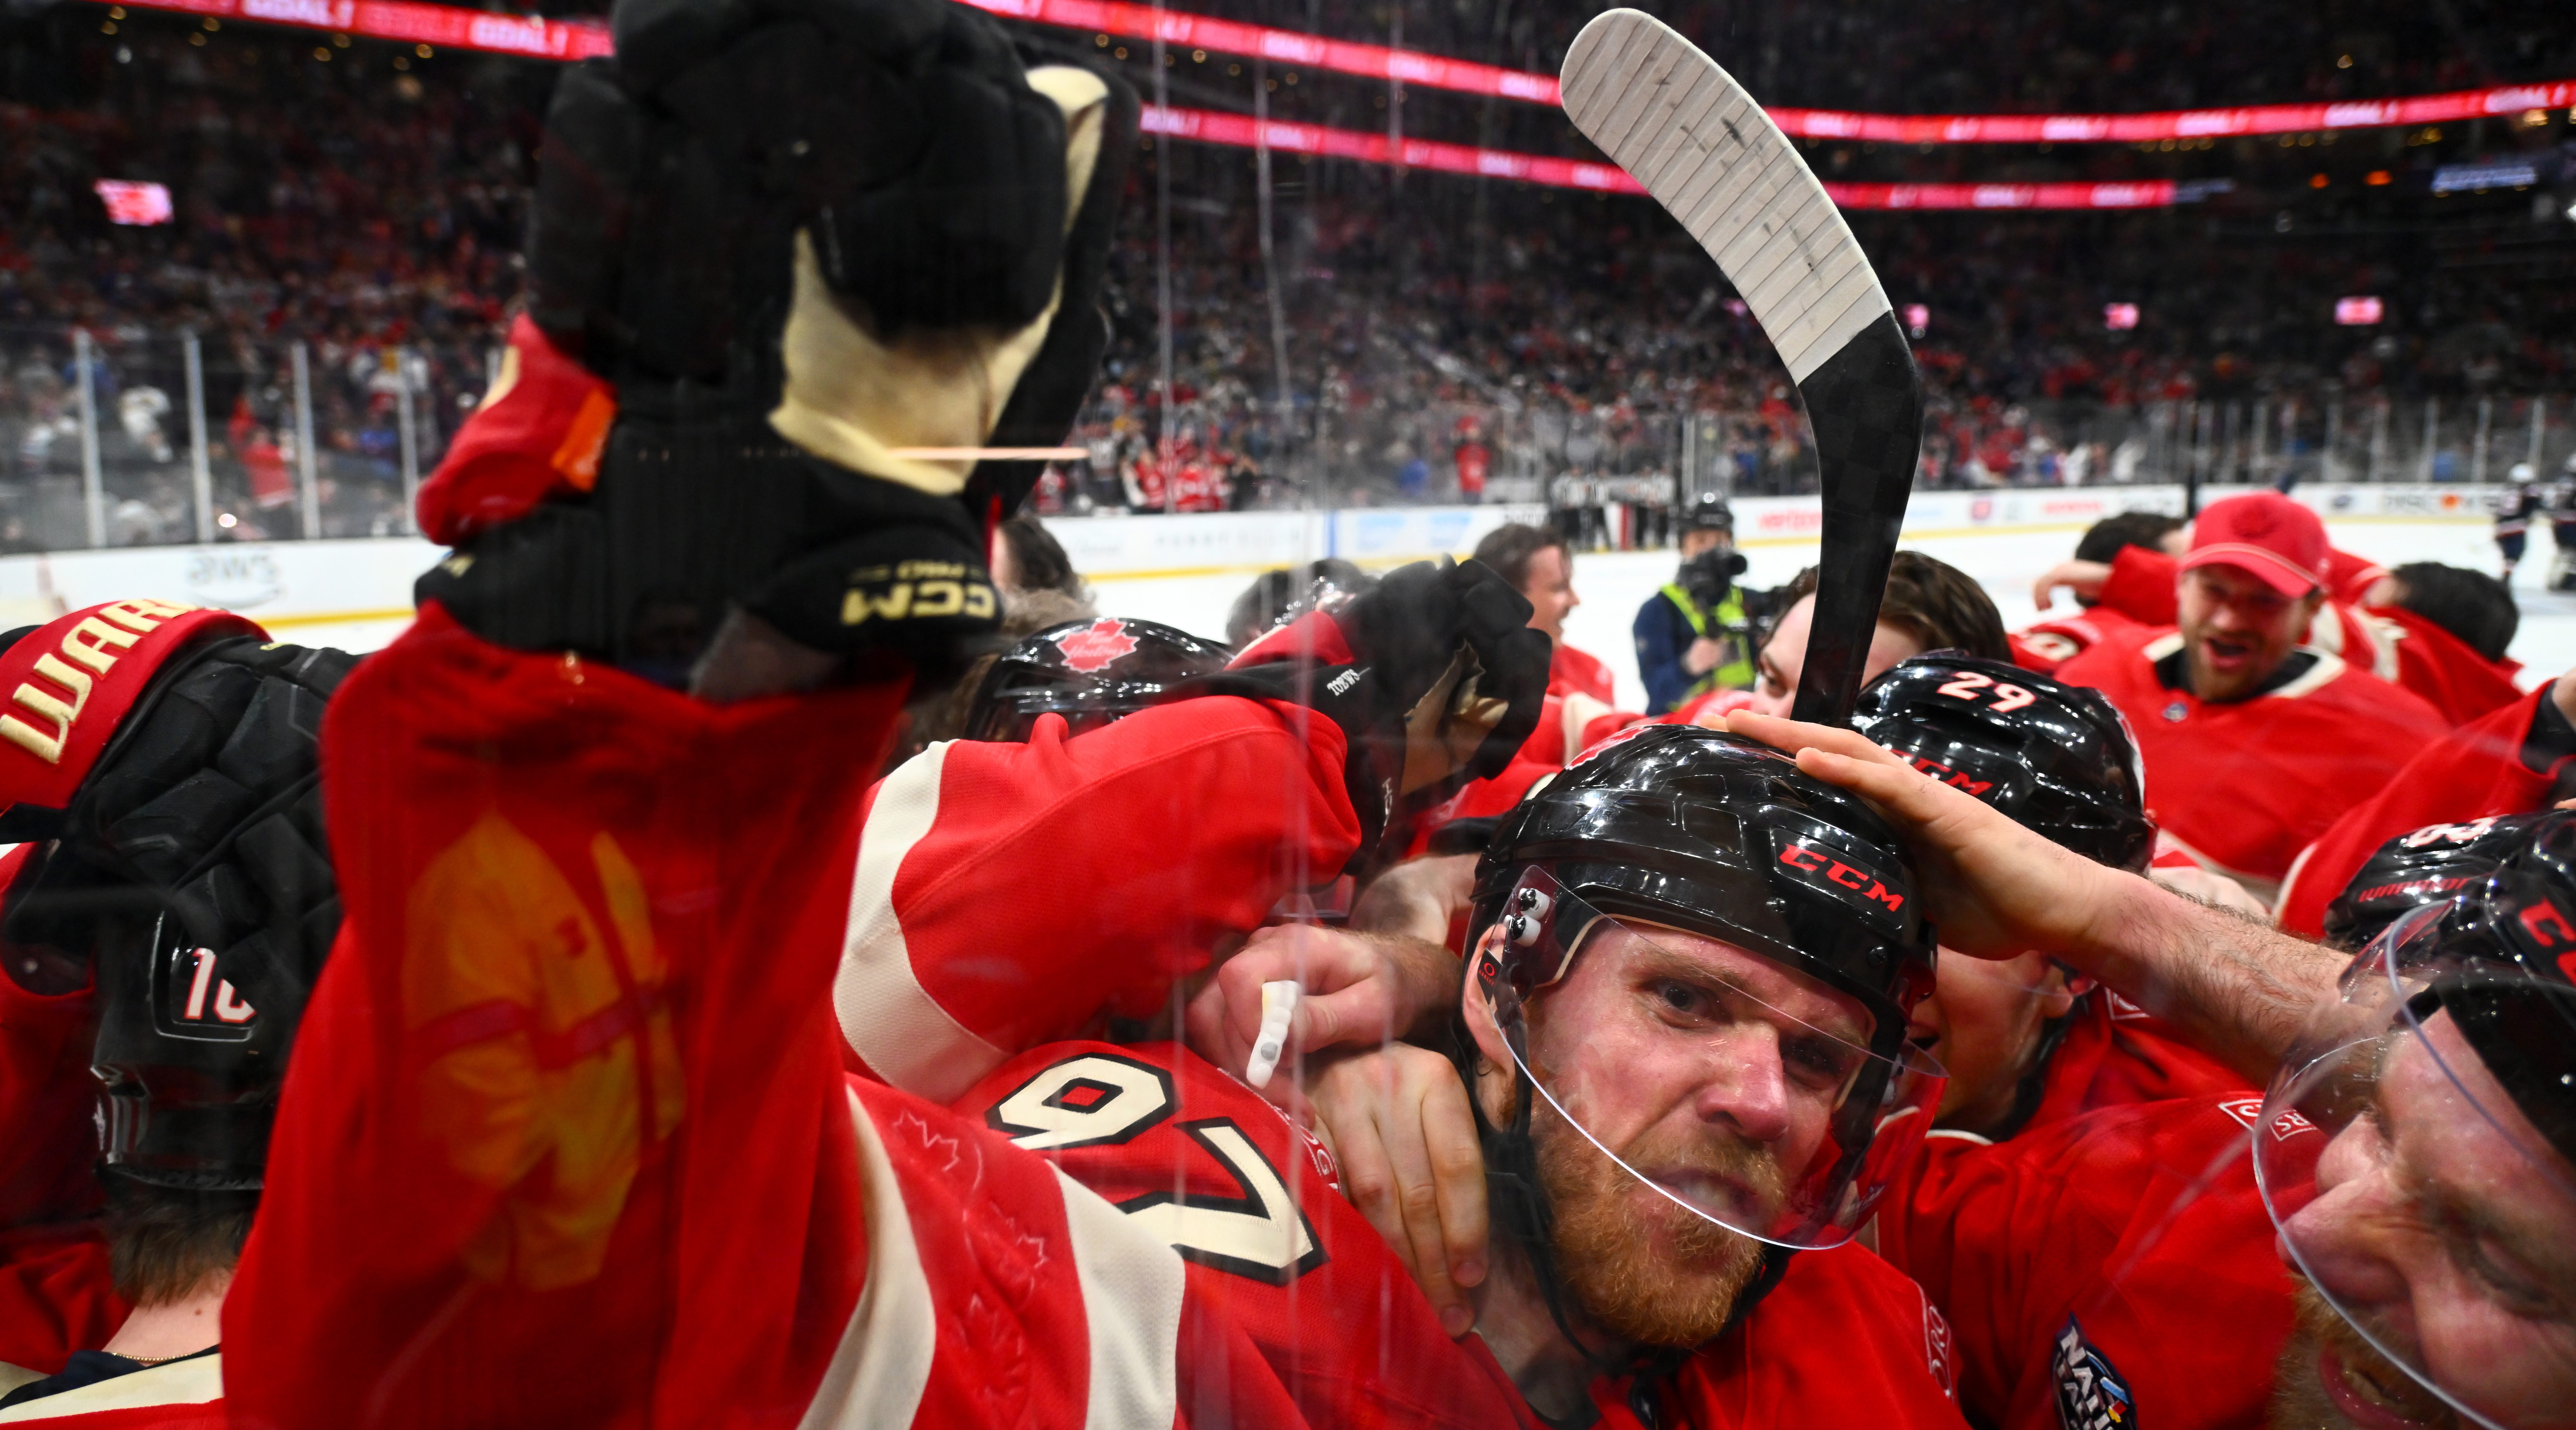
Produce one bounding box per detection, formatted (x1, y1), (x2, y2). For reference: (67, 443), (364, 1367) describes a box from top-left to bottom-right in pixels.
(1481, 868), (1945, 1249)
(2254, 902), (2576, 1429)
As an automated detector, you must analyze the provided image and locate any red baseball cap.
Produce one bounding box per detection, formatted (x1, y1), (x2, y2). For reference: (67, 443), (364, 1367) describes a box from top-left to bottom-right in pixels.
(2178, 492), (2327, 597)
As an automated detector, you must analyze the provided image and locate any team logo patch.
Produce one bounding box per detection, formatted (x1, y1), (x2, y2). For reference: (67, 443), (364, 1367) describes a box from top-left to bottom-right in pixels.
(2215, 1095), (2316, 1140)
(2052, 1317), (2135, 1430)
(1054, 618), (1141, 674)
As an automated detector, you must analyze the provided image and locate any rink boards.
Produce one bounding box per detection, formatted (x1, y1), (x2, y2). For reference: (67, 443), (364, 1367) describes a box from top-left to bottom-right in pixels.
(0, 482), (2528, 714)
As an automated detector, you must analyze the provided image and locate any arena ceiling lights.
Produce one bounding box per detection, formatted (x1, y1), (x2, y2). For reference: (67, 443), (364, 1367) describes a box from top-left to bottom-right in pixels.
(86, 0), (2524, 209)
(959, 0), (2575, 146)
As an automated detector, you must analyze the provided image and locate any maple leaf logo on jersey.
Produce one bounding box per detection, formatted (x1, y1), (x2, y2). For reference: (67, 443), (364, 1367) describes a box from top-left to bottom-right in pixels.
(1054, 619), (1139, 674)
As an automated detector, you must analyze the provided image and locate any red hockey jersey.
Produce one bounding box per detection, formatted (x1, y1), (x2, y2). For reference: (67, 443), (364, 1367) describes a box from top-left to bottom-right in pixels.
(2274, 684), (2570, 939)
(2087, 544), (2521, 724)
(2007, 606), (2154, 677)
(1876, 1094), (2314, 1430)
(2052, 626), (2450, 899)
(2019, 994), (2246, 1135)
(0, 845), (123, 1383)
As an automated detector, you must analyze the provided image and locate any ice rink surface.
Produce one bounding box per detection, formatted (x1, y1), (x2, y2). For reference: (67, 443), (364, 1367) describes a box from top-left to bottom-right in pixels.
(1081, 514), (2572, 715)
(274, 513), (2569, 713)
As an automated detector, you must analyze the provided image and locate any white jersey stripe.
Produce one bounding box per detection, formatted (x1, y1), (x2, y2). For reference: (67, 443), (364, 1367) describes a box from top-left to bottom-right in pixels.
(797, 1089), (935, 1430)
(1052, 1166), (1186, 1430)
(836, 743), (1008, 1103)
(0, 1354), (223, 1422)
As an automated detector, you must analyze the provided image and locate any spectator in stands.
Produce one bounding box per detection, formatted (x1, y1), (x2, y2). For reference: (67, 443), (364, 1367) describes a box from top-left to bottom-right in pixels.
(1471, 522), (1611, 702)
(1633, 493), (1759, 714)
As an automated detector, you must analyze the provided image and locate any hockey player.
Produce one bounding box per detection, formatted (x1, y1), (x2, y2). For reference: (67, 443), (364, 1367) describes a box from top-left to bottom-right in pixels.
(2034, 513), (2522, 724)
(958, 616), (1231, 743)
(1729, 708), (2576, 1430)
(1292, 657), (2236, 1335)
(1733, 551), (2010, 722)
(0, 600), (352, 1424)
(2549, 461), (2576, 593)
(1631, 494), (1758, 714)
(2273, 666), (2576, 938)
(215, 5), (1597, 1421)
(2494, 463), (2543, 579)
(2052, 491), (2448, 901)
(1847, 655), (2239, 1138)
(2012, 510), (2184, 675)
(1469, 524), (1612, 706)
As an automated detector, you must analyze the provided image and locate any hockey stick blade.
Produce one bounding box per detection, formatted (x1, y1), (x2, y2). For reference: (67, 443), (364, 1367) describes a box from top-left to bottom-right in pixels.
(1561, 10), (1923, 727)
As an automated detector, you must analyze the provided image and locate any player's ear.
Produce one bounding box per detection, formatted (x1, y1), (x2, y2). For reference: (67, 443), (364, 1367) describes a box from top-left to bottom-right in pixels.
(1459, 926), (1516, 1072)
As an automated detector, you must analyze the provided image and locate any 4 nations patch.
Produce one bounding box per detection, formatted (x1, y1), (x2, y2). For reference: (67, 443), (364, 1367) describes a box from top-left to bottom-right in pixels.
(2053, 1316), (2136, 1430)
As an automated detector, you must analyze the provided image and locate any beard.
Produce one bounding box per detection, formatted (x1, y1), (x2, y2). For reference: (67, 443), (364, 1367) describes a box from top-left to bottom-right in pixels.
(2269, 1282), (2460, 1430)
(1529, 1093), (1775, 1348)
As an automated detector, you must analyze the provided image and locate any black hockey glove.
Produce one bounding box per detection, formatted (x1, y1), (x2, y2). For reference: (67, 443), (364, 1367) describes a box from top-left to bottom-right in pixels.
(5, 638), (353, 1039)
(422, 0), (1137, 702)
(1161, 559), (1551, 874)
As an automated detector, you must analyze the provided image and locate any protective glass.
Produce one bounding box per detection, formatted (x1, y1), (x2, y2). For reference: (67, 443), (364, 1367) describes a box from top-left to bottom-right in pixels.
(1482, 867), (1946, 1249)
(2254, 902), (2576, 1430)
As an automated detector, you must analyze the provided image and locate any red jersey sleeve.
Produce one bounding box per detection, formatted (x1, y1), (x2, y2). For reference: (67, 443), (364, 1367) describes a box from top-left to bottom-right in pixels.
(2374, 604), (2526, 726)
(2095, 546), (2180, 627)
(838, 700), (1363, 1103)
(0, 844), (122, 1376)
(226, 607), (897, 1429)
(2276, 685), (2566, 938)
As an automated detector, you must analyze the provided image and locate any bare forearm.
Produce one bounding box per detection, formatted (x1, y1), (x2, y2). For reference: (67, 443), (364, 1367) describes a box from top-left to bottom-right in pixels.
(2069, 873), (2345, 1084)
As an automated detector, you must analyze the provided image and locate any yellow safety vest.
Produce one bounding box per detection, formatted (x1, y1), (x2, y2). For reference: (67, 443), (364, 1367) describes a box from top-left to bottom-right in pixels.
(1660, 582), (1754, 700)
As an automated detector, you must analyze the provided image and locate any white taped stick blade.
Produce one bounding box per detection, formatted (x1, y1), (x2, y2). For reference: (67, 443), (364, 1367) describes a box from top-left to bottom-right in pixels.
(1560, 10), (1891, 385)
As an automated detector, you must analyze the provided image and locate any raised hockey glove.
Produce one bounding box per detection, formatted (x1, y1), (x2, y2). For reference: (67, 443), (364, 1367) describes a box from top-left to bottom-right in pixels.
(1164, 559), (1551, 873)
(418, 0), (1136, 701)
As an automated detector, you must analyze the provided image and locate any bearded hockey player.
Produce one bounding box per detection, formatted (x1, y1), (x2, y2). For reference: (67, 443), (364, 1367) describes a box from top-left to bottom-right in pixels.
(1726, 708), (2576, 1430)
(2038, 509), (2524, 725)
(0, 601), (352, 1425)
(2052, 492), (2447, 901)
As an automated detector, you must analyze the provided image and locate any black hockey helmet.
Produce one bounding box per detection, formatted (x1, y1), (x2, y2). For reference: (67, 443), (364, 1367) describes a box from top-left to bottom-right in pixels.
(1465, 724), (1944, 1253)
(1850, 654), (2154, 872)
(963, 616), (1231, 743)
(1471, 723), (1935, 1053)
(1680, 492), (1736, 533)
(2319, 812), (2542, 950)
(2257, 812), (2576, 1424)
(2383, 812), (2576, 1169)
(0, 606), (352, 1192)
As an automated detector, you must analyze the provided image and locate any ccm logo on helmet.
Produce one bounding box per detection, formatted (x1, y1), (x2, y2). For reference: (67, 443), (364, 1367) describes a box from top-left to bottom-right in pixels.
(0, 599), (197, 764)
(1778, 842), (1906, 913)
(1898, 751), (1994, 799)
